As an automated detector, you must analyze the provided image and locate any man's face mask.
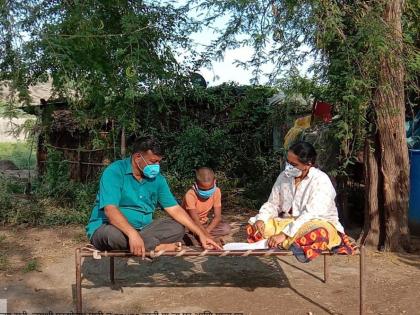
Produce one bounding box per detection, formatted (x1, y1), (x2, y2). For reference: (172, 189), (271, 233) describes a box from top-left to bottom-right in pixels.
(136, 154), (160, 179)
(194, 182), (216, 199)
(284, 162), (303, 178)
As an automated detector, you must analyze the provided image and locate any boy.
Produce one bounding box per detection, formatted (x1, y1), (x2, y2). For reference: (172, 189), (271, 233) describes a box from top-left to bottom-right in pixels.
(182, 167), (231, 244)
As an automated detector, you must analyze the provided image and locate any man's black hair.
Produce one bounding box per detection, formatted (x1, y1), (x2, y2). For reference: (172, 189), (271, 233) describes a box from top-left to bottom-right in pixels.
(289, 141), (317, 164)
(132, 137), (162, 156)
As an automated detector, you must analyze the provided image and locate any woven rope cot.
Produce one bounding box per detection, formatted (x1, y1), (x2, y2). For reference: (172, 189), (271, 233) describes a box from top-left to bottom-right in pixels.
(75, 244), (366, 314)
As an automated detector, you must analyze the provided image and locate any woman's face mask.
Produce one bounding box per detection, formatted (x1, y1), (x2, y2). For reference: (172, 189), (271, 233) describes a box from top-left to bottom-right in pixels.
(284, 162), (303, 178)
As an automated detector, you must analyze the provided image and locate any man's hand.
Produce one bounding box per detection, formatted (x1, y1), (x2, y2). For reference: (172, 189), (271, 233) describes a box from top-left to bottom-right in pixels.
(267, 233), (286, 248)
(105, 205), (146, 257)
(128, 231), (146, 259)
(198, 233), (222, 250)
(255, 220), (265, 234)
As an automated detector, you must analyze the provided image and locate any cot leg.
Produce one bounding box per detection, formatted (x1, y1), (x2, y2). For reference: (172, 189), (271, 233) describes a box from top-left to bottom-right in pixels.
(323, 254), (329, 283)
(110, 256), (115, 284)
(75, 248), (82, 312)
(360, 246), (366, 315)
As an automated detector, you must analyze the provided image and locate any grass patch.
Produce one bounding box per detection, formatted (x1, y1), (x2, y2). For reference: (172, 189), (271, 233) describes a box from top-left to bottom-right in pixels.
(0, 253), (8, 271)
(23, 258), (39, 273)
(0, 141), (36, 169)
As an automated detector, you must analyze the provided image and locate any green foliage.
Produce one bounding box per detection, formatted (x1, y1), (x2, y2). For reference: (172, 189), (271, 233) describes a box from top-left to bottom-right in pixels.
(130, 83), (281, 206)
(2, 0), (416, 228)
(170, 125), (232, 175)
(403, 0), (420, 108)
(0, 0), (198, 133)
(135, 83), (277, 177)
(0, 175), (13, 212)
(189, 0), (419, 176)
(23, 258), (39, 273)
(37, 148), (71, 199)
(34, 149), (98, 224)
(0, 141), (36, 170)
(0, 147), (97, 226)
(0, 174), (43, 225)
(0, 253), (7, 271)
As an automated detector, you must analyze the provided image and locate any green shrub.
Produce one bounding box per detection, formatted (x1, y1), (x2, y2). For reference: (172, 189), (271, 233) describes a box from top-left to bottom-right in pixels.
(0, 175), (13, 212)
(0, 148), (98, 226)
(23, 258), (39, 273)
(0, 141), (36, 169)
(0, 253), (8, 271)
(169, 125), (235, 177)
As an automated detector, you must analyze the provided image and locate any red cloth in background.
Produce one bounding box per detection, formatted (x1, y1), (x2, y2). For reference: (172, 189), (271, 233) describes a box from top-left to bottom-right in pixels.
(313, 101), (332, 123)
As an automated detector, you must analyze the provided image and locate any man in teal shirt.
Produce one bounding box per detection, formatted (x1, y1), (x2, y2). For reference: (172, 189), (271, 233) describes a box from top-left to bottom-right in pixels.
(86, 137), (220, 257)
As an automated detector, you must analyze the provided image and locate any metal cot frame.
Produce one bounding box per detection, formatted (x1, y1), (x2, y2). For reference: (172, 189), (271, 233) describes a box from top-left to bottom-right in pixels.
(75, 245), (366, 314)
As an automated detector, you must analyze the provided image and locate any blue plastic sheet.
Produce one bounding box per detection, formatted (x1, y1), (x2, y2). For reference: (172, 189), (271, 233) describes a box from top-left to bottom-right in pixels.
(406, 111), (420, 149)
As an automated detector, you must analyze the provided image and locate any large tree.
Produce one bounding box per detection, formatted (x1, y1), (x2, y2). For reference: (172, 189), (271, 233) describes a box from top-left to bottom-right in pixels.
(0, 0), (196, 131)
(363, 0), (410, 251)
(187, 0), (419, 251)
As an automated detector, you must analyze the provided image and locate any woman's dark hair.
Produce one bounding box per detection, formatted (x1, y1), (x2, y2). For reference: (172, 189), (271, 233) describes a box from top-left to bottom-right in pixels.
(132, 137), (162, 156)
(289, 141), (317, 164)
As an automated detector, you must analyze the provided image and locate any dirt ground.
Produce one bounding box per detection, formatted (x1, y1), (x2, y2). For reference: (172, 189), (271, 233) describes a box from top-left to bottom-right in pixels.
(1, 216), (420, 315)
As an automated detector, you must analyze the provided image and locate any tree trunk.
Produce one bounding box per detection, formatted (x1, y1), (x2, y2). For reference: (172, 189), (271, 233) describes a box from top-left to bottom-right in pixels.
(361, 137), (382, 248)
(367, 0), (411, 251)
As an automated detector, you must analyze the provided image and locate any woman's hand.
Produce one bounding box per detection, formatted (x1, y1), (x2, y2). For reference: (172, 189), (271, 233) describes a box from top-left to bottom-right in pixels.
(267, 233), (286, 248)
(255, 220), (265, 234)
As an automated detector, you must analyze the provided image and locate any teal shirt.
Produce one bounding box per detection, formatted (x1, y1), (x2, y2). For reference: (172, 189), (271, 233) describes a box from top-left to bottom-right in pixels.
(85, 157), (178, 239)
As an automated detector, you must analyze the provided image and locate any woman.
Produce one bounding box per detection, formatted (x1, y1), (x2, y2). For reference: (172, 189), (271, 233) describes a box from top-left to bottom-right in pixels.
(249, 141), (345, 248)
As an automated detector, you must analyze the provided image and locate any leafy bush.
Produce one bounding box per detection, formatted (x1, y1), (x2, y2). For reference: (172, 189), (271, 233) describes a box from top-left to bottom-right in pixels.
(23, 259), (39, 273)
(0, 148), (98, 226)
(0, 174), (43, 225)
(1, 83), (312, 226)
(0, 175), (13, 213)
(169, 125), (235, 176)
(0, 141), (36, 169)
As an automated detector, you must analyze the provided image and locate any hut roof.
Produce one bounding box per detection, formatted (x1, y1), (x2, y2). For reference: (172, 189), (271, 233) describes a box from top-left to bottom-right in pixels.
(0, 80), (53, 106)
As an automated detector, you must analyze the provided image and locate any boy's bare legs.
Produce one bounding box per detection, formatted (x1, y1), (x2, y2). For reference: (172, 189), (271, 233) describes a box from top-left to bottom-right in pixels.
(183, 221), (231, 246)
(209, 221), (231, 237)
(155, 242), (183, 251)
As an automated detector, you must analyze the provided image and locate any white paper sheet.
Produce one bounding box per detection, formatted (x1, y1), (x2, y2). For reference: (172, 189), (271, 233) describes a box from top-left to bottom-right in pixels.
(222, 239), (269, 250)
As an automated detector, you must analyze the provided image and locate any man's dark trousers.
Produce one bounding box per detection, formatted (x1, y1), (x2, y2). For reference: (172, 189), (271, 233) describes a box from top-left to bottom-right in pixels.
(90, 217), (185, 251)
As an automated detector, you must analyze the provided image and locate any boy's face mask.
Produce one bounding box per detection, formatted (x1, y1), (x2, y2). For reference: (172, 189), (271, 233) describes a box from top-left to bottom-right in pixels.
(136, 154), (160, 179)
(284, 162), (303, 178)
(194, 182), (216, 199)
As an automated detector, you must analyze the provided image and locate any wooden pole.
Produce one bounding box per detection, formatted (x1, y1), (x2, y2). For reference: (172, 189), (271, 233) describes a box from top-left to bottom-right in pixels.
(360, 246), (366, 315)
(75, 248), (82, 312)
(120, 127), (126, 158)
(77, 137), (81, 182)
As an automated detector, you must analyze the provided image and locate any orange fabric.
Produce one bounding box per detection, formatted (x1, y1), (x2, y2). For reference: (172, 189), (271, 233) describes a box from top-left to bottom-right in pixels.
(294, 228), (356, 262)
(246, 224), (264, 243)
(182, 187), (222, 224)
